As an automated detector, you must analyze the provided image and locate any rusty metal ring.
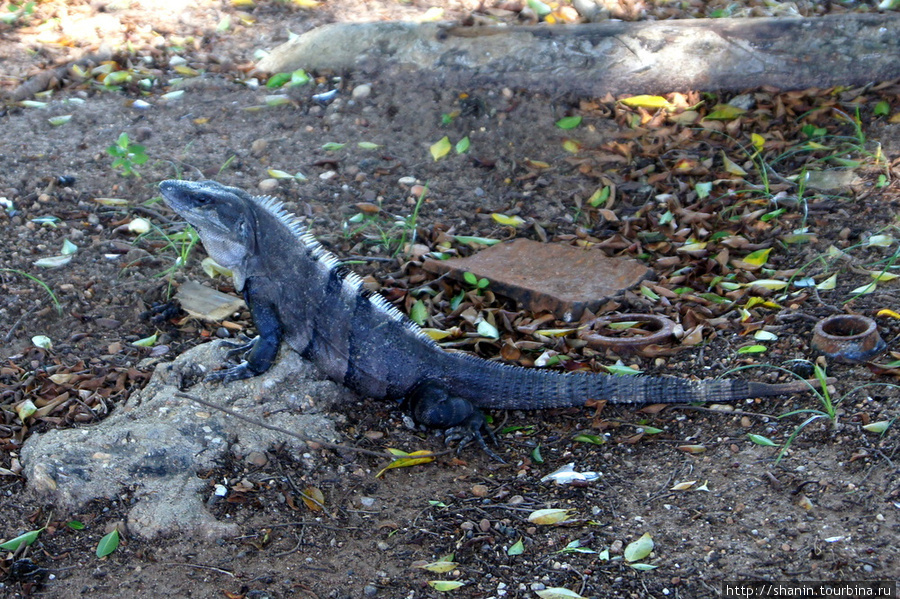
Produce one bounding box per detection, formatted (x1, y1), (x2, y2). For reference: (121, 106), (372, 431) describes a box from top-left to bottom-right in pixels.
(580, 313), (676, 350)
(811, 314), (885, 363)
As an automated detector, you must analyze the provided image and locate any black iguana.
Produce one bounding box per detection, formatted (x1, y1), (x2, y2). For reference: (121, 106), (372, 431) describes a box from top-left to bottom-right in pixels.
(159, 179), (820, 447)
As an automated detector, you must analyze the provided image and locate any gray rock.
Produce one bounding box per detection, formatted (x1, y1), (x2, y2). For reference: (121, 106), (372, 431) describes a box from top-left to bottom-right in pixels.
(254, 17), (900, 97)
(21, 342), (348, 540)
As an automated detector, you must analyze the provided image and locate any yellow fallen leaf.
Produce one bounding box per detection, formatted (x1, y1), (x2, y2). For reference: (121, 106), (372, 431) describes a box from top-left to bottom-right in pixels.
(850, 282), (877, 295)
(745, 279), (788, 290)
(428, 581), (465, 591)
(535, 328), (579, 338)
(876, 309), (900, 319)
(624, 532), (654, 562)
(376, 449), (435, 477)
(619, 95), (673, 110)
(721, 151), (747, 176)
(430, 136), (451, 161)
(866, 234), (894, 247)
(562, 139), (581, 153)
(536, 589), (588, 599)
(491, 213), (525, 227)
(174, 65), (200, 77)
(677, 242), (707, 253)
(670, 480), (696, 491)
(862, 421), (891, 434)
(418, 560), (458, 573)
(704, 104), (746, 120)
(816, 274), (837, 290)
(741, 247), (771, 267)
(527, 508), (573, 525)
(301, 486), (325, 511)
(421, 328), (453, 340)
(524, 158), (550, 169)
(869, 270), (899, 282)
(744, 296), (781, 310)
(751, 132), (765, 152)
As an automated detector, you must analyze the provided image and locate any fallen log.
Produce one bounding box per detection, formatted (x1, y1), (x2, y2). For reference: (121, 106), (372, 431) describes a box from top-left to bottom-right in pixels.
(257, 13), (900, 95)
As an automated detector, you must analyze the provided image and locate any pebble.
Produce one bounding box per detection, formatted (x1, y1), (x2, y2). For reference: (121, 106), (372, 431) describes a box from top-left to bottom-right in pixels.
(251, 138), (268, 156)
(258, 178), (279, 193)
(319, 170), (337, 181)
(352, 84), (372, 99)
(398, 176), (417, 186)
(149, 345), (169, 358)
(245, 451), (268, 467)
(728, 93), (756, 110)
(363, 585), (378, 597)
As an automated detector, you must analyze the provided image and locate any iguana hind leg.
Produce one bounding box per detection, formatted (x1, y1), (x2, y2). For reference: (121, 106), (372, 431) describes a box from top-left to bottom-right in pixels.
(410, 382), (503, 461)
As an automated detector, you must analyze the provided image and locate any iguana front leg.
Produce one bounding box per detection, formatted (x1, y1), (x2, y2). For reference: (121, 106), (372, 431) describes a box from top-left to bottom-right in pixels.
(207, 279), (283, 383)
(410, 383), (502, 460)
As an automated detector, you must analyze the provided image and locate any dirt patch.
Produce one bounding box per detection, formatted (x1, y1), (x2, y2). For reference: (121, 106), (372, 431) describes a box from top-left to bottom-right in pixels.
(1, 1), (900, 598)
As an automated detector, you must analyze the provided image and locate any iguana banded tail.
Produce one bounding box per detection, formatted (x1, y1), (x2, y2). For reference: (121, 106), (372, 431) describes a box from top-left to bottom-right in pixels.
(159, 180), (820, 447)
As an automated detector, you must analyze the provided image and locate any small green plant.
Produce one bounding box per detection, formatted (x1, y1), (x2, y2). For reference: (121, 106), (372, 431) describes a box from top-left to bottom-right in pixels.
(130, 219), (201, 297)
(774, 363), (836, 463)
(107, 132), (148, 177)
(771, 365), (899, 463)
(163, 226), (200, 277)
(1, 0), (35, 25)
(0, 268), (62, 314)
(342, 186), (428, 258)
(448, 271), (490, 310)
(462, 271), (489, 293)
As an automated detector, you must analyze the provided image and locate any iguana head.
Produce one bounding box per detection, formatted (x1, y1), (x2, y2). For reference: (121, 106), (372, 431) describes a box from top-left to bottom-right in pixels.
(159, 179), (258, 289)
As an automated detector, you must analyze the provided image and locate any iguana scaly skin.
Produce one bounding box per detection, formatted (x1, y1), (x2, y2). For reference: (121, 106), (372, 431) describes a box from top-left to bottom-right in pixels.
(159, 180), (817, 442)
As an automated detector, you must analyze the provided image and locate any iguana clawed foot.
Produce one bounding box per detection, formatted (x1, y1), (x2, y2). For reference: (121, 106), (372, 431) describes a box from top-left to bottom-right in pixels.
(206, 360), (263, 383)
(206, 333), (280, 384)
(410, 383), (505, 462)
(219, 335), (257, 359)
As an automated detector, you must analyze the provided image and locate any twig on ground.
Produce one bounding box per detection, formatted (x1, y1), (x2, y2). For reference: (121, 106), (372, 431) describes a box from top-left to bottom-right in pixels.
(174, 391), (452, 461)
